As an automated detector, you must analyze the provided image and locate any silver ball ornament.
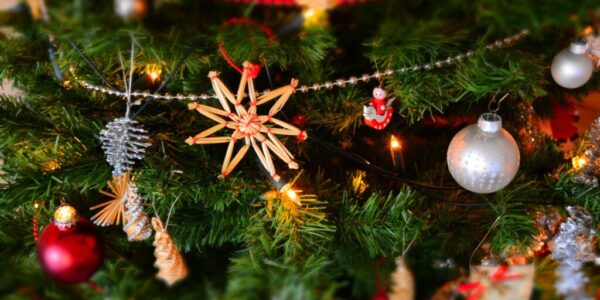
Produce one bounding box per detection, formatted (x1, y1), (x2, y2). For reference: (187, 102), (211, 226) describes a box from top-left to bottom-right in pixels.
(447, 113), (520, 194)
(551, 41), (594, 89)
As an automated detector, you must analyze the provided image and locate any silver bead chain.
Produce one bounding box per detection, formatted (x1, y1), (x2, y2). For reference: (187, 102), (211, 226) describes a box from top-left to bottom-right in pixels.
(72, 29), (530, 101)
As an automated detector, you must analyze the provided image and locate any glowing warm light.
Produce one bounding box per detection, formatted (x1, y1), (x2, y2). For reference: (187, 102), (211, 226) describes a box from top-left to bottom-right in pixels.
(145, 64), (162, 83)
(389, 135), (405, 170)
(62, 79), (71, 89)
(34, 202), (39, 209)
(390, 135), (401, 150)
(303, 9), (315, 18)
(280, 183), (301, 205)
(572, 156), (588, 171)
(286, 189), (298, 201)
(302, 8), (327, 27)
(581, 26), (594, 37)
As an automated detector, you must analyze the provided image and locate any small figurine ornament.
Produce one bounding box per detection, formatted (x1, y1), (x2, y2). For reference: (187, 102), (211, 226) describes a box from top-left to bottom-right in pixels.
(363, 87), (396, 130)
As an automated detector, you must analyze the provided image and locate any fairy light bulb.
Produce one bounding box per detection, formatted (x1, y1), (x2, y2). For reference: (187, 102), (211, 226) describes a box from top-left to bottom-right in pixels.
(572, 156), (588, 171)
(145, 64), (162, 83)
(286, 189), (298, 201)
(302, 7), (327, 27)
(280, 183), (301, 205)
(390, 135), (401, 150)
(303, 8), (315, 18)
(390, 135), (405, 170)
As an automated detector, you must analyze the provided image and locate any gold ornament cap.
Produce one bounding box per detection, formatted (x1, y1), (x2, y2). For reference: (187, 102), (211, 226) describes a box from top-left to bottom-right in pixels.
(53, 205), (79, 228)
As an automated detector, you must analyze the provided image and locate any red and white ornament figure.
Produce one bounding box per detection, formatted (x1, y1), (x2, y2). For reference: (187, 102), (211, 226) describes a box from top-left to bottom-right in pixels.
(36, 205), (104, 284)
(363, 87), (396, 130)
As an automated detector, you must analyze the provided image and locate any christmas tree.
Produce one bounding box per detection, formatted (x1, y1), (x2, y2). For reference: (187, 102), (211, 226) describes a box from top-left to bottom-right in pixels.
(1, 0), (600, 299)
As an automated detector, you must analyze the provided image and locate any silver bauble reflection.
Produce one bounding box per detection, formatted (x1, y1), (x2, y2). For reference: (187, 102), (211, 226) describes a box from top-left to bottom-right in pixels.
(447, 113), (520, 194)
(551, 41), (594, 89)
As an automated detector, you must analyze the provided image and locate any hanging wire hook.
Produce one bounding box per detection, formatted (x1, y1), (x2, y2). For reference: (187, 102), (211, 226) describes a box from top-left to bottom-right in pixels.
(488, 93), (510, 113)
(402, 232), (418, 257)
(468, 216), (502, 267)
(118, 35), (137, 119)
(165, 197), (181, 230)
(400, 212), (417, 257)
(151, 197), (159, 219)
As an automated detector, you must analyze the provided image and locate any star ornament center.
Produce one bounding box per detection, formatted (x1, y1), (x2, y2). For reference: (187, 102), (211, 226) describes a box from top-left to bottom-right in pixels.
(238, 113), (261, 135)
(186, 62), (307, 180)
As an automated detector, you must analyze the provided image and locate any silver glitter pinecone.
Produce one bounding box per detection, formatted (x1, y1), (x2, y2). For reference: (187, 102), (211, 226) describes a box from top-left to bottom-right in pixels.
(447, 113), (520, 194)
(551, 41), (594, 89)
(100, 117), (151, 177)
(551, 206), (596, 300)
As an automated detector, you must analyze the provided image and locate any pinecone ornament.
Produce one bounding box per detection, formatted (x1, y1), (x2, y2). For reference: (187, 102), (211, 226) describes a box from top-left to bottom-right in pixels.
(100, 117), (150, 177)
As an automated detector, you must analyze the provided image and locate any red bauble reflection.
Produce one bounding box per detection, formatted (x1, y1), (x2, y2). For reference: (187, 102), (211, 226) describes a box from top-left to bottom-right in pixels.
(36, 217), (104, 284)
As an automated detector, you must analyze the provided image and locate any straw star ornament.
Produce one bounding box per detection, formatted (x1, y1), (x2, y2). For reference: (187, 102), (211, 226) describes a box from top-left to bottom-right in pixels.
(186, 62), (307, 180)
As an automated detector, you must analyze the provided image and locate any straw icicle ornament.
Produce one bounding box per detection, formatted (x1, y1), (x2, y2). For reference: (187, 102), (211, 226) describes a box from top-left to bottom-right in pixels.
(90, 172), (151, 241)
(388, 256), (415, 300)
(122, 181), (152, 241)
(151, 217), (188, 286)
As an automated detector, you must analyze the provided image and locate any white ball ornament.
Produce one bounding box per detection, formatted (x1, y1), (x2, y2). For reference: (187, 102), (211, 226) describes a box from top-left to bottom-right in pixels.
(447, 113), (520, 194)
(551, 41), (594, 89)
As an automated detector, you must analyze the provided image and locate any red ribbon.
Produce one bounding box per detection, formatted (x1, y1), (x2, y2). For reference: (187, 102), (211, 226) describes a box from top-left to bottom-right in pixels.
(217, 17), (274, 78)
(457, 265), (523, 300)
(371, 256), (388, 300)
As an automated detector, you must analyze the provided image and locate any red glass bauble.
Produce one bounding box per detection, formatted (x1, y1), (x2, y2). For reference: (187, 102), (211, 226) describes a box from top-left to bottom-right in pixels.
(36, 217), (104, 283)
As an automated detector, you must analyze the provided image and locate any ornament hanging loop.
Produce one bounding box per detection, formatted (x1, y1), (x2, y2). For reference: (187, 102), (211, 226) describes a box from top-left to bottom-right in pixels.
(118, 34), (137, 119)
(150, 197), (181, 230)
(488, 93), (510, 114)
(165, 197), (181, 230)
(217, 18), (274, 78)
(469, 216), (502, 267)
